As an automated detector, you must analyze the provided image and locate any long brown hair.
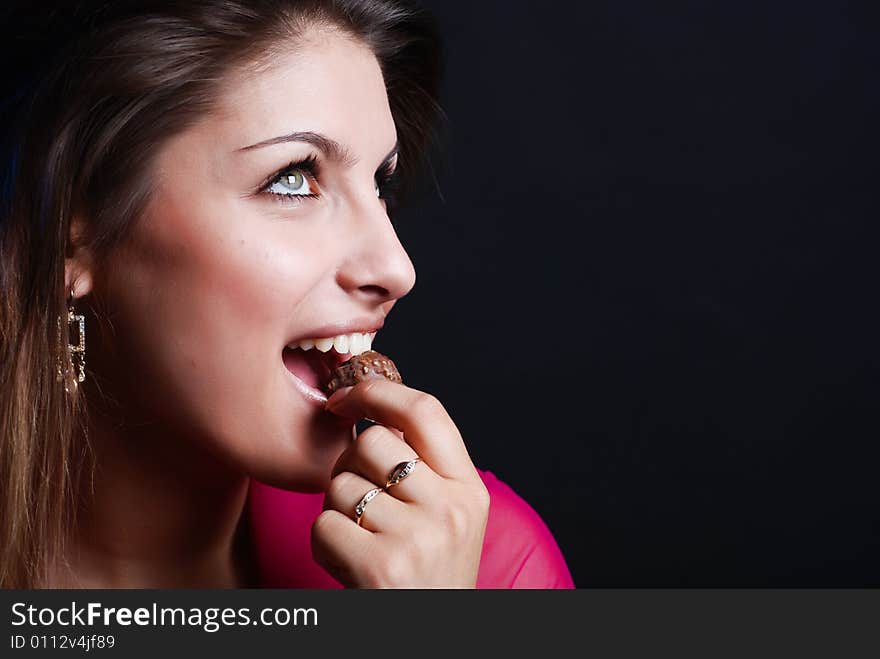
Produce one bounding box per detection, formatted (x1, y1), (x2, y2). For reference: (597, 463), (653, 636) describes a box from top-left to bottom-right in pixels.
(0, 0), (444, 589)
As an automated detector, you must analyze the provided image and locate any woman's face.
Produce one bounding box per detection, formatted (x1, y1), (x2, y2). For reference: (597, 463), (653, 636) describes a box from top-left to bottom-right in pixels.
(87, 30), (416, 490)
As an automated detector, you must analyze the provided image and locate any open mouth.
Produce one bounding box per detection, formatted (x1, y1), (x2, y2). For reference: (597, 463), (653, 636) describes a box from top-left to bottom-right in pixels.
(282, 331), (377, 398)
(282, 345), (344, 396)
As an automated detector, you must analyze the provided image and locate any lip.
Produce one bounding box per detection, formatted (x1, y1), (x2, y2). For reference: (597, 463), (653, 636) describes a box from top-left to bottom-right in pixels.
(285, 366), (330, 406)
(283, 346), (344, 406)
(284, 318), (383, 368)
(289, 317), (385, 343)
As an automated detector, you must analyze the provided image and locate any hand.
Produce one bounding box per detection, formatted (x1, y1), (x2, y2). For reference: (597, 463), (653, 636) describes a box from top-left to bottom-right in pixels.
(312, 380), (490, 588)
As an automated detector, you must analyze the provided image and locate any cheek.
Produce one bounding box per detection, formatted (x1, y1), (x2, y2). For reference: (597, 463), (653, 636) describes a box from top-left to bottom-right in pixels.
(95, 201), (335, 468)
(119, 206), (319, 354)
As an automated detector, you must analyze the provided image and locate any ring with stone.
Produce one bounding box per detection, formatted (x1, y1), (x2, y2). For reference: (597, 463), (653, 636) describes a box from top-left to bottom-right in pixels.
(385, 457), (422, 489)
(354, 487), (384, 527)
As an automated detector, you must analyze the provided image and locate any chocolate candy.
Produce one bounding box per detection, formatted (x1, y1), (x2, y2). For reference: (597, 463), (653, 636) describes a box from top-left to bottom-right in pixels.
(327, 350), (403, 392)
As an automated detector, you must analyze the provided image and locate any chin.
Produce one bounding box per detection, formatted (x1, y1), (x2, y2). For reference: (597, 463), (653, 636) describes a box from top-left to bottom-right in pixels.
(241, 415), (355, 493)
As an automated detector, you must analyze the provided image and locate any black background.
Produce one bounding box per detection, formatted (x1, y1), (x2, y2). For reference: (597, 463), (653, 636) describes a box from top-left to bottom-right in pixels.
(380, 0), (880, 586)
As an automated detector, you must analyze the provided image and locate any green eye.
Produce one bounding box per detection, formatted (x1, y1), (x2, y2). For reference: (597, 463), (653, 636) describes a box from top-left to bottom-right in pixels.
(269, 169), (312, 196)
(282, 171), (304, 189)
(263, 154), (322, 204)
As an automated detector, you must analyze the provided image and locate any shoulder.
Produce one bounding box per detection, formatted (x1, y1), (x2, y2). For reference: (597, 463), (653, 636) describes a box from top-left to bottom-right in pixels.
(477, 469), (575, 589)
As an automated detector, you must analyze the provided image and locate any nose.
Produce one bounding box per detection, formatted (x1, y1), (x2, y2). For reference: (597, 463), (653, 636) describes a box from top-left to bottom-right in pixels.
(335, 195), (416, 304)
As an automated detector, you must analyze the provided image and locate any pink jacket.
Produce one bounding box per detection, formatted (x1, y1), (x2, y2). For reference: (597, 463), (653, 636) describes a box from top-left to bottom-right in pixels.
(248, 470), (575, 588)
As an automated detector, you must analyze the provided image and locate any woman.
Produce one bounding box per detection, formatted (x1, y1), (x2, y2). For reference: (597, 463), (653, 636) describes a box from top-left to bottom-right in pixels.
(0, 0), (573, 588)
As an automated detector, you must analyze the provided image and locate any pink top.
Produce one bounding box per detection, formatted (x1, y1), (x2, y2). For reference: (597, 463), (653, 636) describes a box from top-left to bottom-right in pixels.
(247, 469), (575, 588)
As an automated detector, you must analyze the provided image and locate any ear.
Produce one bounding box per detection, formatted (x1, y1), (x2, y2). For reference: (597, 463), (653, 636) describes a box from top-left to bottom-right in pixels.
(64, 213), (95, 299)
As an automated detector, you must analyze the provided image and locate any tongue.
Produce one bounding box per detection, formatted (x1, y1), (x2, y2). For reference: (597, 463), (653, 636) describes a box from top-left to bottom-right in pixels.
(282, 347), (331, 391)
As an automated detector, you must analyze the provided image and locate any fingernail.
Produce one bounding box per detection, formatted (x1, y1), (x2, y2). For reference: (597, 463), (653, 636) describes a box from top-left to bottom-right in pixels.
(325, 386), (354, 409)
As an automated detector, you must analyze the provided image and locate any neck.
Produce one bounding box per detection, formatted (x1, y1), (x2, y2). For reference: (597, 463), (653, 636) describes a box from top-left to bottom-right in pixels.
(50, 404), (256, 589)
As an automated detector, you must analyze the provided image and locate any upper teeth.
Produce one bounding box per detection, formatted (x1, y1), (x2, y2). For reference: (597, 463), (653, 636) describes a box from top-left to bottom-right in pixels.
(289, 332), (376, 356)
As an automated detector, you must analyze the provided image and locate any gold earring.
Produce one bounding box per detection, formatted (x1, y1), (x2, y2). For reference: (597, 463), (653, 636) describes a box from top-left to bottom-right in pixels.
(57, 289), (85, 392)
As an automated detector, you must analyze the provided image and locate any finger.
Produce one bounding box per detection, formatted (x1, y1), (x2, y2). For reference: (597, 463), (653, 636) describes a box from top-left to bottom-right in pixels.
(323, 470), (408, 532)
(331, 424), (442, 503)
(310, 509), (373, 587)
(356, 418), (405, 442)
(325, 380), (477, 481)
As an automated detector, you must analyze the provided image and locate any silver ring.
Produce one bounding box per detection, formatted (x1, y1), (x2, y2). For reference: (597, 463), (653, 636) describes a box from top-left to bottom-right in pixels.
(354, 487), (383, 527)
(385, 457), (421, 489)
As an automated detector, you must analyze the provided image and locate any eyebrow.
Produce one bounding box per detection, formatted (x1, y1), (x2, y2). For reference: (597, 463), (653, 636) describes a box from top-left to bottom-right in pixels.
(236, 130), (399, 169)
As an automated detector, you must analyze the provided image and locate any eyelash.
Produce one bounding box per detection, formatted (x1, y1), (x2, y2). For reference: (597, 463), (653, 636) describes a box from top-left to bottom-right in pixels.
(260, 153), (401, 208)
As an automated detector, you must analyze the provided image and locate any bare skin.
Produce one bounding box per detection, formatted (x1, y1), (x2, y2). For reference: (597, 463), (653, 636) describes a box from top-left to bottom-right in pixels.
(55, 28), (487, 589)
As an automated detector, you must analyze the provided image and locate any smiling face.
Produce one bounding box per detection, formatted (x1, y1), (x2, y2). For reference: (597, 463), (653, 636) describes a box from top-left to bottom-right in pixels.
(85, 28), (416, 491)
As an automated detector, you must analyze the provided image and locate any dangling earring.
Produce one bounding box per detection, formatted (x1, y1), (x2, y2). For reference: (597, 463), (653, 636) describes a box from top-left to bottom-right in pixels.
(57, 288), (85, 392)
